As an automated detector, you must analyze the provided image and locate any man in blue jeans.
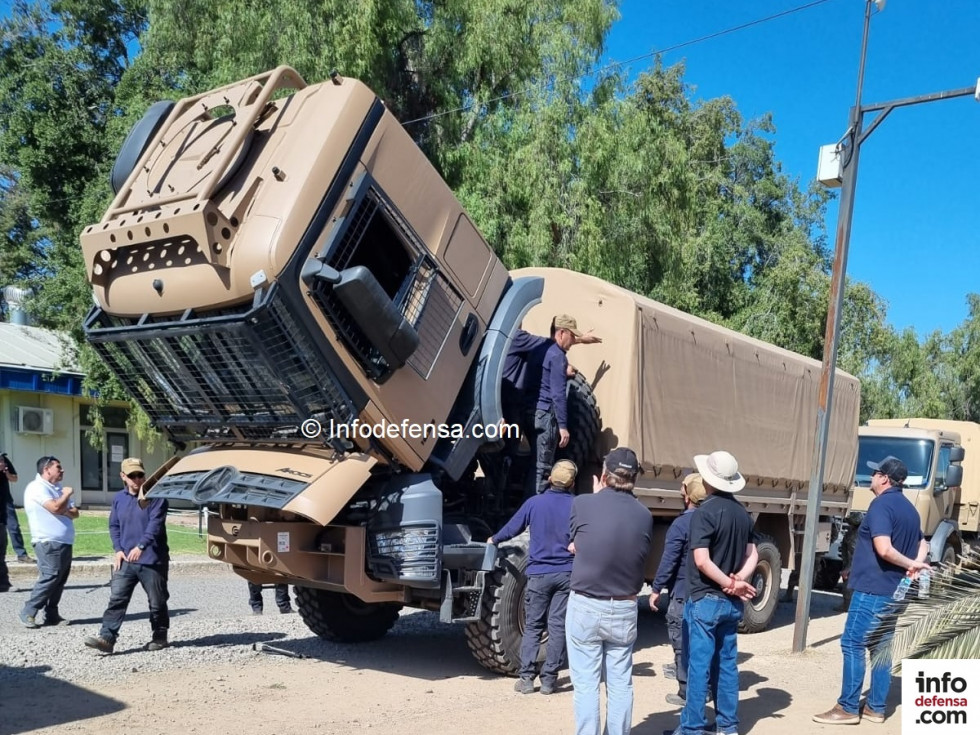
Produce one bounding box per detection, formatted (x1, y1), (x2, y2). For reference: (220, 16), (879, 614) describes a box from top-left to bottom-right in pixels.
(672, 450), (758, 735)
(649, 472), (707, 707)
(813, 455), (929, 725)
(566, 447), (652, 735)
(488, 459), (577, 694)
(3, 451), (34, 563)
(84, 457), (171, 653)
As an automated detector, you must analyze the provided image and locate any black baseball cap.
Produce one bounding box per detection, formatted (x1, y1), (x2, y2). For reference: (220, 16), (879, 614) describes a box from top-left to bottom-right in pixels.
(604, 447), (642, 477)
(867, 456), (908, 486)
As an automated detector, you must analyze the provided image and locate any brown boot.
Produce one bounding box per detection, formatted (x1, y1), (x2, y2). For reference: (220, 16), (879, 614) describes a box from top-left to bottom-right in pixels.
(812, 705), (860, 725)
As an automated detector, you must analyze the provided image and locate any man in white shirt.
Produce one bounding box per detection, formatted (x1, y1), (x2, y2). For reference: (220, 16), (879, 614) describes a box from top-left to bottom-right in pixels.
(20, 456), (79, 628)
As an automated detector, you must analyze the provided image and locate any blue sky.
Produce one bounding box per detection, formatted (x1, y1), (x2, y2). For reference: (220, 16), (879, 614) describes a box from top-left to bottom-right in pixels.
(603, 0), (980, 337)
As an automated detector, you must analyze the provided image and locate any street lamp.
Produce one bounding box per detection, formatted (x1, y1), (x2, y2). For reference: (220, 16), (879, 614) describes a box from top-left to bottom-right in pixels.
(792, 0), (979, 654)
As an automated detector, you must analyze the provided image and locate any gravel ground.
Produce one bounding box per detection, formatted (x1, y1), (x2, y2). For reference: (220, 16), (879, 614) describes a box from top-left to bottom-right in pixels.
(0, 563), (461, 688)
(0, 565), (904, 735)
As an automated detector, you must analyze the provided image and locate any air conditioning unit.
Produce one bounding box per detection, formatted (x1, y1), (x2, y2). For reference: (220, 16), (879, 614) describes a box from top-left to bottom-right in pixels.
(18, 407), (54, 435)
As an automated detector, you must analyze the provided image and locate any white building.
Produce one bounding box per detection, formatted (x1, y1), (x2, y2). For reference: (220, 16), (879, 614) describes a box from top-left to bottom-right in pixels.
(1, 320), (171, 507)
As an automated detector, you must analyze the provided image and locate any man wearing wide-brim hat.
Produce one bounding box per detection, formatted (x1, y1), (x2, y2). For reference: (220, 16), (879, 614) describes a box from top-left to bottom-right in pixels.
(671, 450), (758, 735)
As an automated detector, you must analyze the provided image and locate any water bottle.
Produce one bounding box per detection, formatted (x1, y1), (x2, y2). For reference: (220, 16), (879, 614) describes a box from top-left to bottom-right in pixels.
(892, 576), (912, 602)
(918, 570), (931, 599)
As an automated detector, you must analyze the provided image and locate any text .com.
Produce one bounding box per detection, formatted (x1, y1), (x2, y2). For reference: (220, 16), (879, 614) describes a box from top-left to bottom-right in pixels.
(300, 418), (521, 442)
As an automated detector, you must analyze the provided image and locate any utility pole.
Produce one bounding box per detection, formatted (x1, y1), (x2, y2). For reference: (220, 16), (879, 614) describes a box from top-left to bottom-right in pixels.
(793, 0), (979, 654)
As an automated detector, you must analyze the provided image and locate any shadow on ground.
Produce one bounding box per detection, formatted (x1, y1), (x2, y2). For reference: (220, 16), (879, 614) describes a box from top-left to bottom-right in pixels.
(0, 665), (126, 735)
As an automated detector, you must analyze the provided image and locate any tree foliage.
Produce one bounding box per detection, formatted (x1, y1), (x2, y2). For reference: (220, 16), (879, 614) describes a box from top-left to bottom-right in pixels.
(0, 0), (976, 450)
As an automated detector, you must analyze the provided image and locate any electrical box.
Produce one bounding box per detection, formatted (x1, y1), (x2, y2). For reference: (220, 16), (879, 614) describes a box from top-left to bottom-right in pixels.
(817, 144), (843, 188)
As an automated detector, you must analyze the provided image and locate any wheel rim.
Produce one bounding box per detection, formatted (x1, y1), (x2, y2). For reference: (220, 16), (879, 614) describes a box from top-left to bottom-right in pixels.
(750, 560), (773, 610)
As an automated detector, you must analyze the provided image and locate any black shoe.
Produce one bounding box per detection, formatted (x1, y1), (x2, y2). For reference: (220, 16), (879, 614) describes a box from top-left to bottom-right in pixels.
(251, 608), (263, 616)
(84, 635), (115, 653)
(514, 678), (535, 694)
(278, 606), (294, 614)
(540, 680), (556, 695)
(43, 614), (69, 626)
(147, 638), (169, 651)
(0, 584), (10, 593)
(17, 555), (34, 564)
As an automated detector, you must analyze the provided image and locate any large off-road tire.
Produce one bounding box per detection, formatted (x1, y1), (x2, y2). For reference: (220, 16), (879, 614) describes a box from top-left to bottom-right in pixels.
(464, 536), (543, 676)
(557, 372), (601, 494)
(294, 587), (401, 643)
(739, 535), (781, 634)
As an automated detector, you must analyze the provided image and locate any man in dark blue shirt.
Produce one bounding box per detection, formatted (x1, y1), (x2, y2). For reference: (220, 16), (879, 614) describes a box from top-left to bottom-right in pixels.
(650, 473), (707, 706)
(489, 459), (577, 695)
(84, 457), (171, 654)
(501, 314), (601, 497)
(813, 456), (928, 726)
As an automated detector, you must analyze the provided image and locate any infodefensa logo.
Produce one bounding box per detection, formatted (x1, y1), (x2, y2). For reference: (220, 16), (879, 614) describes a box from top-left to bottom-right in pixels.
(902, 659), (980, 733)
(299, 417), (520, 442)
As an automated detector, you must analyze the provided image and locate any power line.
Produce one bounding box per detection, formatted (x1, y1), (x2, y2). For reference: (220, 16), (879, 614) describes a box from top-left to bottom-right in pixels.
(401, 0), (835, 126)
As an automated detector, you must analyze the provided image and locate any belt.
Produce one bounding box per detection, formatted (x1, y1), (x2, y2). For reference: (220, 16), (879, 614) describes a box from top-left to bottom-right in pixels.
(573, 589), (637, 602)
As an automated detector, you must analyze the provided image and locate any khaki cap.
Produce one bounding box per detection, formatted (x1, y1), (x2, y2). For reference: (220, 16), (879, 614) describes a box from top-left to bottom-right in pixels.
(553, 314), (583, 338)
(549, 459), (578, 489)
(121, 457), (145, 475)
(683, 472), (707, 505)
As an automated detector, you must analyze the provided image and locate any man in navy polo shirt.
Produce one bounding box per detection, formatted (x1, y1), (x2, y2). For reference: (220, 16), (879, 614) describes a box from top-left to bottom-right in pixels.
(813, 455), (929, 726)
(84, 457), (171, 654)
(489, 459), (577, 695)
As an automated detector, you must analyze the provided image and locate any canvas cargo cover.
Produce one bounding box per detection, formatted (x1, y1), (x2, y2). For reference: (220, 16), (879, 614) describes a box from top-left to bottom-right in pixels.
(511, 268), (861, 493)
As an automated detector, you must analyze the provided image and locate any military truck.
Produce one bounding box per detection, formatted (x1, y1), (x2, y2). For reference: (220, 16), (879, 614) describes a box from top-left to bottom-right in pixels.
(80, 66), (860, 675)
(846, 418), (979, 567)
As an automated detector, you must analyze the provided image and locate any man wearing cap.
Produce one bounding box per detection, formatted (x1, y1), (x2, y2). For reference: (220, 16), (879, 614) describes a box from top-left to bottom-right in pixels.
(650, 473), (707, 707)
(84, 457), (171, 654)
(19, 456), (79, 628)
(488, 459), (577, 695)
(813, 456), (929, 726)
(566, 447), (653, 735)
(501, 315), (601, 497)
(674, 451), (758, 735)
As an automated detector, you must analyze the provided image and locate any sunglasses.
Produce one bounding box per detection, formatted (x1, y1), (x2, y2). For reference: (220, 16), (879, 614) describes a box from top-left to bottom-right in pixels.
(127, 472), (146, 480)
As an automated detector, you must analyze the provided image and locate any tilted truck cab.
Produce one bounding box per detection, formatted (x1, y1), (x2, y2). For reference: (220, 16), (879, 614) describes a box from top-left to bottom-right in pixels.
(82, 66), (862, 674)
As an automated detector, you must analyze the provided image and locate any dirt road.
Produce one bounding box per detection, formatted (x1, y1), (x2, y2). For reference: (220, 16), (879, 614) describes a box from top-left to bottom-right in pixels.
(0, 570), (903, 735)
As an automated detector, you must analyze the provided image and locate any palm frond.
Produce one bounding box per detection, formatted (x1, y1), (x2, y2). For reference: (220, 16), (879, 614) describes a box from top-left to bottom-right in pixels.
(871, 548), (980, 674)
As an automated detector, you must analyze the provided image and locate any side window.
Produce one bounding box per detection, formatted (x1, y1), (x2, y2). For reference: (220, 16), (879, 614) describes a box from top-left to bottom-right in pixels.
(936, 445), (951, 489)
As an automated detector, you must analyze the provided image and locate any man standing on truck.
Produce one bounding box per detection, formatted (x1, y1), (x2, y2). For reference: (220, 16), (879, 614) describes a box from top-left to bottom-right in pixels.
(673, 450), (758, 735)
(650, 472), (707, 707)
(487, 459), (577, 695)
(501, 315), (600, 496)
(813, 455), (929, 726)
(566, 447), (652, 735)
(84, 457), (171, 653)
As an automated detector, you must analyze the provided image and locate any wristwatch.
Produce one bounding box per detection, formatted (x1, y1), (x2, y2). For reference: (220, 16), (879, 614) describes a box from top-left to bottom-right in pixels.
(138, 543), (146, 551)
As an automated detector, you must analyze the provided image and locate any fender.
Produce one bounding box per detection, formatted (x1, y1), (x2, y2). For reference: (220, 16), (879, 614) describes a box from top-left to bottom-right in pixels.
(928, 519), (960, 563)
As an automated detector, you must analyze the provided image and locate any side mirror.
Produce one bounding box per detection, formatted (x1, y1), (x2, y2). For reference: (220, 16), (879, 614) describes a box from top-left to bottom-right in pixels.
(941, 464), (963, 491)
(333, 266), (419, 369)
(950, 446), (966, 463)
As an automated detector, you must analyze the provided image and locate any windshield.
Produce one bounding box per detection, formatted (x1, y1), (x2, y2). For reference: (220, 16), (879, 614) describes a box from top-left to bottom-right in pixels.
(855, 436), (934, 489)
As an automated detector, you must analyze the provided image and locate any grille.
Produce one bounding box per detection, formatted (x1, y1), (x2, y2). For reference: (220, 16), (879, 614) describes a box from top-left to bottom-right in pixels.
(147, 470), (306, 508)
(309, 185), (463, 381)
(84, 284), (357, 443)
